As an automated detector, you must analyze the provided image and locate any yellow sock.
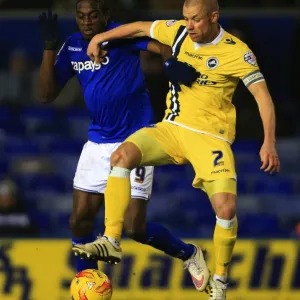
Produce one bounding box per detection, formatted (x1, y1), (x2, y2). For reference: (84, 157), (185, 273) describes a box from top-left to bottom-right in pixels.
(213, 216), (238, 278)
(104, 168), (131, 241)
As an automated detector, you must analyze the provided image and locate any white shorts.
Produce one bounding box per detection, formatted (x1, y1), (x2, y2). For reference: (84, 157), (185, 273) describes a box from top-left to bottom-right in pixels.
(73, 141), (154, 200)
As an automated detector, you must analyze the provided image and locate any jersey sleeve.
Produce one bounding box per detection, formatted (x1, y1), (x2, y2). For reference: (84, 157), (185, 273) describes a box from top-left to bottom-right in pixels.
(54, 40), (74, 88)
(150, 20), (183, 47)
(129, 37), (151, 51)
(228, 46), (265, 88)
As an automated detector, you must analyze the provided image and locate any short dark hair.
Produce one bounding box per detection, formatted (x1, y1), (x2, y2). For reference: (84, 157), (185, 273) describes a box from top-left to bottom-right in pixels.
(76, 0), (109, 15)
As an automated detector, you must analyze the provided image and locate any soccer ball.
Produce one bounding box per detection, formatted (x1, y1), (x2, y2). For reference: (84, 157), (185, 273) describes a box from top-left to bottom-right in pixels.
(70, 269), (112, 300)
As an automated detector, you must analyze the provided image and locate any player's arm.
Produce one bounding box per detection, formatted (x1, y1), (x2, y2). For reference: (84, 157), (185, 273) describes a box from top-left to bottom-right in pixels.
(247, 80), (280, 174)
(38, 10), (73, 103)
(38, 50), (61, 103)
(146, 40), (172, 61)
(87, 21), (153, 64)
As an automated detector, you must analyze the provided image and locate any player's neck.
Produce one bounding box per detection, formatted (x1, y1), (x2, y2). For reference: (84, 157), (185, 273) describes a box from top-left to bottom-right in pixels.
(207, 24), (220, 43)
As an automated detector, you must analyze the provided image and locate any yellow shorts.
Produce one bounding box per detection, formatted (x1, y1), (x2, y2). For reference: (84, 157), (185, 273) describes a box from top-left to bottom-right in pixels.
(126, 122), (237, 196)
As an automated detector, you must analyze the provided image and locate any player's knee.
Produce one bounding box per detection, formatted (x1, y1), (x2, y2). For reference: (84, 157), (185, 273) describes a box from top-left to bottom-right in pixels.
(124, 217), (146, 242)
(215, 202), (236, 220)
(110, 142), (141, 169)
(212, 194), (236, 220)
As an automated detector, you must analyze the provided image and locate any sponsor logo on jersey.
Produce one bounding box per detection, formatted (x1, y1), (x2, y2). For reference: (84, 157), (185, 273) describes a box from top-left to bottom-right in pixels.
(211, 168), (230, 175)
(244, 51), (257, 66)
(224, 37), (236, 45)
(166, 20), (177, 27)
(184, 51), (203, 60)
(196, 74), (217, 86)
(68, 46), (82, 51)
(206, 57), (219, 69)
(71, 57), (109, 73)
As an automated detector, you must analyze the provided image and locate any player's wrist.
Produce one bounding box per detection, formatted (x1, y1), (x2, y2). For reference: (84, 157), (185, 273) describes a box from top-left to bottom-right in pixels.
(43, 40), (59, 51)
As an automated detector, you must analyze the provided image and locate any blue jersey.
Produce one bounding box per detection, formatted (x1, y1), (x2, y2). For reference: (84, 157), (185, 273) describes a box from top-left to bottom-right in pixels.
(54, 21), (154, 143)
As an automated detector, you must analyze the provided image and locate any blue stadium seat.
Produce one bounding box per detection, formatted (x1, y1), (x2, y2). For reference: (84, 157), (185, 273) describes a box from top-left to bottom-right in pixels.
(20, 106), (57, 133)
(236, 160), (261, 174)
(0, 160), (9, 178)
(232, 140), (260, 154)
(252, 176), (294, 195)
(0, 120), (26, 136)
(0, 106), (12, 121)
(238, 214), (285, 238)
(66, 106), (89, 119)
(65, 107), (89, 140)
(237, 178), (249, 194)
(33, 120), (70, 136)
(47, 138), (84, 155)
(5, 137), (40, 156)
(27, 174), (67, 193)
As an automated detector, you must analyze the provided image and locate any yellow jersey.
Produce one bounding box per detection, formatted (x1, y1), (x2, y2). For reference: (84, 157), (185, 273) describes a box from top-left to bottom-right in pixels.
(150, 20), (265, 143)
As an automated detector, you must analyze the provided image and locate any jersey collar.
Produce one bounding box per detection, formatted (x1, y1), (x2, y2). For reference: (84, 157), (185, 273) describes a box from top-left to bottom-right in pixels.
(193, 26), (224, 50)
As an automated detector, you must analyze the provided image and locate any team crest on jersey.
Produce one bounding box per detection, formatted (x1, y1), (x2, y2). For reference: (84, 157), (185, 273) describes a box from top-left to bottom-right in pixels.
(206, 57), (219, 69)
(166, 20), (177, 27)
(244, 51), (257, 66)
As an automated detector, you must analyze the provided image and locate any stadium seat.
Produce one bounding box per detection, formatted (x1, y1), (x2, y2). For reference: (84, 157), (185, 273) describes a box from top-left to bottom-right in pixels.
(0, 119), (27, 136)
(0, 160), (9, 177)
(232, 140), (260, 154)
(252, 176), (294, 195)
(5, 137), (40, 156)
(238, 214), (285, 238)
(46, 138), (84, 155)
(65, 106), (90, 139)
(20, 106), (57, 134)
(0, 106), (11, 121)
(27, 174), (67, 193)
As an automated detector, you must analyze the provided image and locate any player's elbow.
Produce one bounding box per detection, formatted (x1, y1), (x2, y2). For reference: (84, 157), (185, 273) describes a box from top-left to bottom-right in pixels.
(38, 90), (56, 104)
(38, 84), (60, 104)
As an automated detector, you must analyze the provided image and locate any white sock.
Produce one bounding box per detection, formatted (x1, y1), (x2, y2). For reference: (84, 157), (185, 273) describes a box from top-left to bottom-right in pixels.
(110, 167), (131, 178)
(213, 274), (227, 283)
(104, 235), (120, 249)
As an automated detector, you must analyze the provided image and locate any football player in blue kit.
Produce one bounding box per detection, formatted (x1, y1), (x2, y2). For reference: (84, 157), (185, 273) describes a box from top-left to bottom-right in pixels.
(38, 0), (204, 286)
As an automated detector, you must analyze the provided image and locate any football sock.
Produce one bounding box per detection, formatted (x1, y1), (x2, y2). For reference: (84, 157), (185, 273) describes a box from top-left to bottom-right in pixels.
(104, 167), (131, 241)
(141, 222), (195, 261)
(213, 216), (238, 280)
(72, 232), (98, 272)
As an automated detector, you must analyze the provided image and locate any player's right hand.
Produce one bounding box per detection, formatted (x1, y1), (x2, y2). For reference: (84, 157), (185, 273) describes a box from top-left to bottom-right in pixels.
(39, 10), (59, 50)
(163, 57), (200, 91)
(87, 34), (107, 64)
(259, 142), (280, 174)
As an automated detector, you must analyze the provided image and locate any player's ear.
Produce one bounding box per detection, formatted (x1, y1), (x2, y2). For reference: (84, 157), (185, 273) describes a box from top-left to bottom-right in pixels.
(211, 11), (219, 24)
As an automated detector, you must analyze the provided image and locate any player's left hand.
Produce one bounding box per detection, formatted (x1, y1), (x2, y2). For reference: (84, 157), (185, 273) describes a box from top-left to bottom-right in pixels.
(87, 34), (107, 64)
(259, 142), (280, 174)
(163, 58), (200, 91)
(39, 9), (59, 50)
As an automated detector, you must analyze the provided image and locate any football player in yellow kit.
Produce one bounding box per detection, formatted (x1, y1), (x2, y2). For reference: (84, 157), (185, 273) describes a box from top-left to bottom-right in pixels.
(73, 0), (280, 298)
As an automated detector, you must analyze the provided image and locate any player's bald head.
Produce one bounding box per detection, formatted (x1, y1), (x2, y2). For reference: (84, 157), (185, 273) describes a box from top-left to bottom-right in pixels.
(184, 0), (219, 14)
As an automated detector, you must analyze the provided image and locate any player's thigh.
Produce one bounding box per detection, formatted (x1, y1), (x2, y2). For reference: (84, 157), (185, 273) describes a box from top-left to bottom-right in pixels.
(126, 122), (187, 167)
(72, 189), (104, 219)
(180, 130), (236, 190)
(73, 141), (119, 194)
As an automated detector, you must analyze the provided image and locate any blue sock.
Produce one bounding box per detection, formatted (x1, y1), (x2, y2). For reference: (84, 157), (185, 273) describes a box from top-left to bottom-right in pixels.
(142, 222), (195, 261)
(72, 232), (98, 272)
